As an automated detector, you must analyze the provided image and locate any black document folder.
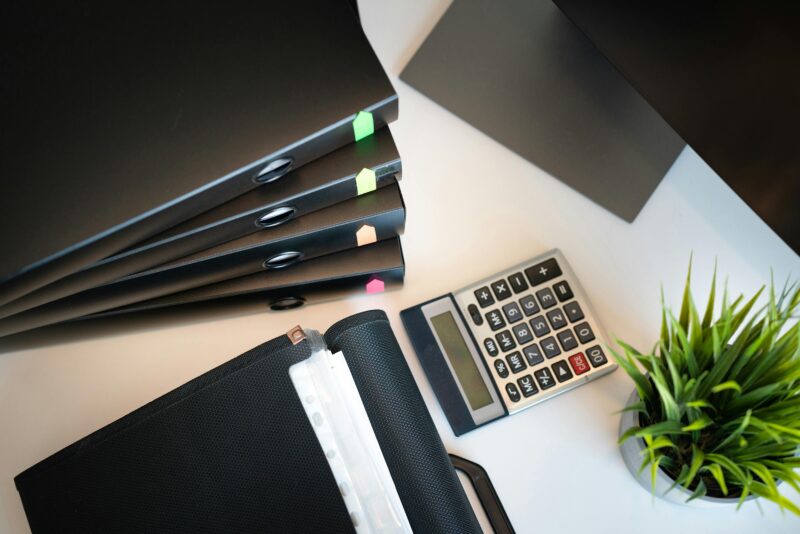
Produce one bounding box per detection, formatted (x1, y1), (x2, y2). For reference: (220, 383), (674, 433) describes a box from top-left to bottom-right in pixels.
(0, 0), (397, 306)
(91, 238), (406, 317)
(14, 311), (482, 534)
(0, 184), (406, 338)
(0, 128), (401, 319)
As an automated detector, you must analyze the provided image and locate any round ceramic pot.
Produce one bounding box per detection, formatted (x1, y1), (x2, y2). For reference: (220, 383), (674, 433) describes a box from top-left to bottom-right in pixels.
(619, 389), (754, 507)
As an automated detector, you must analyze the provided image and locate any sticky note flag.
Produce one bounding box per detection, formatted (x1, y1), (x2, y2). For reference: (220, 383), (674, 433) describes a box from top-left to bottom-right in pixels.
(356, 224), (377, 247)
(352, 110), (374, 142)
(355, 168), (377, 196)
(365, 276), (385, 294)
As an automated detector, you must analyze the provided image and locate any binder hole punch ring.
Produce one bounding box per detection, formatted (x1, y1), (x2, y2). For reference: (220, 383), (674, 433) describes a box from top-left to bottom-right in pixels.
(254, 157), (294, 184)
(263, 250), (303, 270)
(256, 206), (297, 228)
(270, 296), (306, 311)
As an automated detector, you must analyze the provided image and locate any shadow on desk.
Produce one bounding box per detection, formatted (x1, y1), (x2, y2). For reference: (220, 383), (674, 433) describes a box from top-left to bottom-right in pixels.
(0, 297), (269, 353)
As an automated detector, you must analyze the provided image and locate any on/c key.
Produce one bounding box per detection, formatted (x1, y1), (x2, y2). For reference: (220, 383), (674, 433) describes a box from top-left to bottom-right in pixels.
(568, 353), (591, 375)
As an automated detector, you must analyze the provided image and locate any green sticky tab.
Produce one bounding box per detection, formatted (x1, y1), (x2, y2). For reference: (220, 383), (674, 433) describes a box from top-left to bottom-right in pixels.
(355, 167), (377, 195)
(352, 110), (375, 142)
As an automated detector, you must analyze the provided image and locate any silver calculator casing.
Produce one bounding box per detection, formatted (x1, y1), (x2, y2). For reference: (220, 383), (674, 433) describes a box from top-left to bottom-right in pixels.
(451, 249), (617, 414)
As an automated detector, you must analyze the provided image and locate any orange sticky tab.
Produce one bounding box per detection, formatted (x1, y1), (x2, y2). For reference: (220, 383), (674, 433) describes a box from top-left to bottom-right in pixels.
(356, 224), (377, 247)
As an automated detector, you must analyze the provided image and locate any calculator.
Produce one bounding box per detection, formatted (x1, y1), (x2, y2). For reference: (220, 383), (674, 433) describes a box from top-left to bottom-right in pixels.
(401, 250), (616, 435)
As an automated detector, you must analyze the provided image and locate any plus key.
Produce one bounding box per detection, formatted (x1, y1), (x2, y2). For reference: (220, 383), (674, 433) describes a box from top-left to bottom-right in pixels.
(525, 258), (562, 286)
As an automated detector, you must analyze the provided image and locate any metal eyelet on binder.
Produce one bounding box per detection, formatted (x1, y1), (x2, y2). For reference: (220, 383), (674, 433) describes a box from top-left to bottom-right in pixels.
(263, 251), (303, 270)
(271, 296), (306, 311)
(256, 206), (297, 228)
(254, 157), (293, 183)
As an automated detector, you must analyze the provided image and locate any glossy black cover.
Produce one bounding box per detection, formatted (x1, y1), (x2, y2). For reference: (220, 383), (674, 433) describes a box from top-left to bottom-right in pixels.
(554, 0), (800, 254)
(0, 128), (401, 318)
(0, 184), (405, 337)
(400, 0), (683, 222)
(0, 0), (397, 303)
(91, 238), (406, 317)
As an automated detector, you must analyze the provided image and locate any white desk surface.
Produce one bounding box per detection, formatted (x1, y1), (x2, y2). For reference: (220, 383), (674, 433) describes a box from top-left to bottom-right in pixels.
(1, 1), (799, 532)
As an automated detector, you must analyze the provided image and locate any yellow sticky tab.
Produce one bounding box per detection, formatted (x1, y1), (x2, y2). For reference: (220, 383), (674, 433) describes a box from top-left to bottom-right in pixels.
(355, 168), (377, 196)
(356, 224), (377, 247)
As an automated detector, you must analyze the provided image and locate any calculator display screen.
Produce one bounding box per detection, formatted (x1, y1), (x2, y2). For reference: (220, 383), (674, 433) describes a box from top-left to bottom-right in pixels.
(430, 312), (493, 410)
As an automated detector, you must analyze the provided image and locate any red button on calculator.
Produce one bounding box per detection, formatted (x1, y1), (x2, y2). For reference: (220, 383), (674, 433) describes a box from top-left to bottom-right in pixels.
(568, 353), (590, 375)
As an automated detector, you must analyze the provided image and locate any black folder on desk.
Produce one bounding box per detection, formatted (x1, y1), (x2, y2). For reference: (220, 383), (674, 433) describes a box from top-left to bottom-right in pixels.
(0, 0), (397, 306)
(0, 184), (406, 338)
(89, 238), (406, 317)
(0, 128), (401, 319)
(14, 311), (483, 534)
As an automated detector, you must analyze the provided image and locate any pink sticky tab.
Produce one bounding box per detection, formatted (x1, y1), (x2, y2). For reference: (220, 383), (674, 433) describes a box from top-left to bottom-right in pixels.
(365, 276), (385, 294)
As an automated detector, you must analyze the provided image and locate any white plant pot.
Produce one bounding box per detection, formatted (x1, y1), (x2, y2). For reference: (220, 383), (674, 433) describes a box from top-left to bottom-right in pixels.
(619, 389), (754, 507)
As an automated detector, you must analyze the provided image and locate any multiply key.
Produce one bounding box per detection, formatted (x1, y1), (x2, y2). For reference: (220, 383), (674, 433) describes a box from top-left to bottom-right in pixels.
(491, 279), (512, 301)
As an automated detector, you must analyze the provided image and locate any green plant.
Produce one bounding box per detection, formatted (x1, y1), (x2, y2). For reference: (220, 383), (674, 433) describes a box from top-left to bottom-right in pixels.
(614, 263), (800, 514)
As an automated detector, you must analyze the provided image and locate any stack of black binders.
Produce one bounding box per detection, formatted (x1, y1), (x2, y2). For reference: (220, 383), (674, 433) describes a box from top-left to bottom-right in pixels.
(0, 1), (405, 338)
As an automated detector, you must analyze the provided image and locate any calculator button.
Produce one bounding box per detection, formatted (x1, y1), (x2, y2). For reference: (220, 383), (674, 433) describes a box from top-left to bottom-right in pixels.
(512, 323), (534, 345)
(525, 258), (562, 286)
(508, 272), (529, 294)
(505, 383), (521, 403)
(506, 352), (527, 374)
(494, 359), (509, 378)
(486, 310), (506, 331)
(553, 281), (574, 302)
(545, 308), (567, 330)
(474, 287), (495, 308)
(517, 375), (538, 397)
(491, 279), (512, 301)
(575, 322), (596, 343)
(502, 302), (523, 323)
(563, 301), (584, 322)
(522, 344), (544, 366)
(557, 329), (579, 351)
(551, 360), (574, 382)
(519, 295), (540, 316)
(533, 368), (556, 390)
(568, 353), (591, 375)
(586, 345), (608, 367)
(483, 338), (499, 357)
(468, 304), (483, 326)
(540, 336), (561, 359)
(529, 316), (550, 337)
(496, 330), (517, 352)
(536, 288), (557, 309)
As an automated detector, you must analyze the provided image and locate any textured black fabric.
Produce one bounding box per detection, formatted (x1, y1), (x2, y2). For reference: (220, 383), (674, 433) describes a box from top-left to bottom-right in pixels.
(15, 311), (480, 533)
(15, 336), (355, 533)
(326, 310), (482, 534)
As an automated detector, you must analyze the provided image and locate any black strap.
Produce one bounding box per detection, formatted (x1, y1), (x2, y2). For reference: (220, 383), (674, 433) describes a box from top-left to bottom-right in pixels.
(449, 454), (516, 534)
